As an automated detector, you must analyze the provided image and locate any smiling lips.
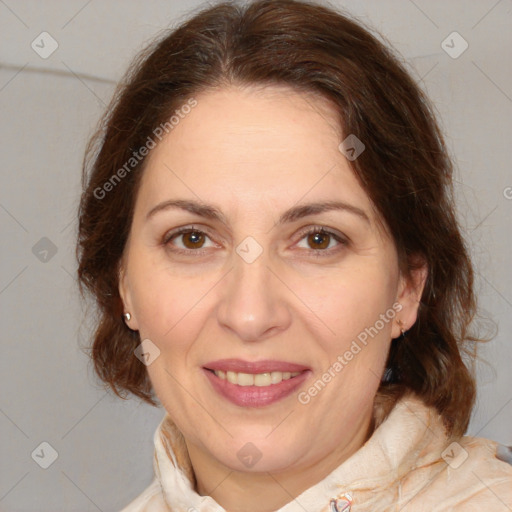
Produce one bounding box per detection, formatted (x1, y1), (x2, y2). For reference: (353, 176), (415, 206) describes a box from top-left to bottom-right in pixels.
(205, 358), (310, 373)
(214, 369), (301, 386)
(203, 359), (310, 407)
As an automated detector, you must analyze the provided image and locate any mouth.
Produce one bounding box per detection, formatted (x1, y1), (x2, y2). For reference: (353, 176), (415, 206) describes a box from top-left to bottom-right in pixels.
(202, 359), (311, 407)
(208, 369), (302, 386)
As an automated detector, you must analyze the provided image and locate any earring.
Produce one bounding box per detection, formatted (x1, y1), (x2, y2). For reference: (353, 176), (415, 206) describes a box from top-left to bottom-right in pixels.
(397, 319), (406, 338)
(124, 312), (131, 322)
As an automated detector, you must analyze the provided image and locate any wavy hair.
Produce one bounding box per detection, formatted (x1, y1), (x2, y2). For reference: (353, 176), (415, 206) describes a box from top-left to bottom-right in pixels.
(77, 0), (482, 437)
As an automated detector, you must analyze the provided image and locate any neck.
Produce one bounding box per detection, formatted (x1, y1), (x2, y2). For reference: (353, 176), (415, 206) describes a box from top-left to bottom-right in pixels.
(184, 414), (373, 512)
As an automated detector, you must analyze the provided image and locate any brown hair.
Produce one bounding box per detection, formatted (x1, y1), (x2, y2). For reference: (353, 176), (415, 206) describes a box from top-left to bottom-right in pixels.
(77, 0), (481, 437)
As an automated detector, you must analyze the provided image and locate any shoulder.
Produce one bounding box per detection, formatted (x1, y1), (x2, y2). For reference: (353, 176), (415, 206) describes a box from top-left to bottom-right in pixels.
(406, 436), (512, 511)
(451, 437), (512, 509)
(382, 395), (512, 510)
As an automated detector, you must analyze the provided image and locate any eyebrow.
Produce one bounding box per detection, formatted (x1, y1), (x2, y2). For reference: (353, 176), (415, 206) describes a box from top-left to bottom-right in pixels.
(145, 199), (370, 225)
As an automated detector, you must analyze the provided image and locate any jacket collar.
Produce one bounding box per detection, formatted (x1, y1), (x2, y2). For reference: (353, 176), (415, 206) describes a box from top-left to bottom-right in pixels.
(151, 393), (448, 511)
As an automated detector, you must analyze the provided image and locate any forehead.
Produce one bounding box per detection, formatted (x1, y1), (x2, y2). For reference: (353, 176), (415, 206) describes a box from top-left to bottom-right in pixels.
(136, 85), (377, 224)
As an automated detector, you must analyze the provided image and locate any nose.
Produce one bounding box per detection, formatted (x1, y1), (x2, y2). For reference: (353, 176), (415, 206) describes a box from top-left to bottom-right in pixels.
(215, 249), (292, 342)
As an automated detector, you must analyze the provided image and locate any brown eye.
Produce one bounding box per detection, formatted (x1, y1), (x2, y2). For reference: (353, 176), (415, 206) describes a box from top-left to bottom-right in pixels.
(163, 227), (216, 253)
(307, 231), (331, 250)
(181, 230), (206, 249)
(296, 226), (348, 256)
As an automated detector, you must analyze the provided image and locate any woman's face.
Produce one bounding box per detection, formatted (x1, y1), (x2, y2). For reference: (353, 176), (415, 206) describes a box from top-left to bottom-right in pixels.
(119, 85), (424, 475)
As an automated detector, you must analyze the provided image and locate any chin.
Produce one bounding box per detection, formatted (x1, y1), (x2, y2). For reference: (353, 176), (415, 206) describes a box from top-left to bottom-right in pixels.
(208, 433), (305, 473)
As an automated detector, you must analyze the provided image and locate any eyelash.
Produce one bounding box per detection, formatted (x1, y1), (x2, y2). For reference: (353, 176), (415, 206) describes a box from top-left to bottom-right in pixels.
(162, 224), (348, 257)
(295, 225), (348, 257)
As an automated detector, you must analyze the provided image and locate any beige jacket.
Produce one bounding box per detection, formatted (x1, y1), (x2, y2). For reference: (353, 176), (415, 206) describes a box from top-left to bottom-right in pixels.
(121, 395), (512, 511)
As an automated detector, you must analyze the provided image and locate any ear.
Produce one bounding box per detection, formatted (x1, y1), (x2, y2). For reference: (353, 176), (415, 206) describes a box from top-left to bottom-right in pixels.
(118, 259), (140, 331)
(391, 255), (428, 339)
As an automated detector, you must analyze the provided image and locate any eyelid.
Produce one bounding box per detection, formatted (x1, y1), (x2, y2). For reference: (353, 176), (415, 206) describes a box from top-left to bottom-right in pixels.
(162, 224), (213, 244)
(162, 224), (348, 256)
(295, 225), (349, 245)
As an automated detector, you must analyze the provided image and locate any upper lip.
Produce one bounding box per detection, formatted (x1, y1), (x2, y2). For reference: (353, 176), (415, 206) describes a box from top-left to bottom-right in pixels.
(204, 359), (310, 374)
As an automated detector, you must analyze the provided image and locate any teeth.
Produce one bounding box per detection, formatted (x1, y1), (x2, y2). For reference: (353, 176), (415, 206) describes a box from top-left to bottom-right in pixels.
(214, 370), (301, 386)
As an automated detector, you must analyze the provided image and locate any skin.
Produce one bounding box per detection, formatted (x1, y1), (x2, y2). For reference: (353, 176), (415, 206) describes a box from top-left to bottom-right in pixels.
(119, 84), (427, 512)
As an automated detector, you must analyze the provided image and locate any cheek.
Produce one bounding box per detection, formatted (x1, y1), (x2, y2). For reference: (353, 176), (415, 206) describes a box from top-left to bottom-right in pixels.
(129, 262), (211, 419)
(295, 261), (398, 344)
(129, 254), (210, 342)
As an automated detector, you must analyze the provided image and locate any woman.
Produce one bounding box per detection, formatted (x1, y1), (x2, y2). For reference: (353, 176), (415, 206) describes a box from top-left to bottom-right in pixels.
(76, 0), (512, 510)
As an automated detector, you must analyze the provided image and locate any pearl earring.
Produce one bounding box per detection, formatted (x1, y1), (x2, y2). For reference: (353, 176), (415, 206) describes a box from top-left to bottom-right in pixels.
(124, 312), (131, 322)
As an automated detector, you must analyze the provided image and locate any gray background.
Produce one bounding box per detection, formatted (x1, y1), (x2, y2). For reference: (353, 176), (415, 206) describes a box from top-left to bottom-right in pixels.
(0, 0), (511, 510)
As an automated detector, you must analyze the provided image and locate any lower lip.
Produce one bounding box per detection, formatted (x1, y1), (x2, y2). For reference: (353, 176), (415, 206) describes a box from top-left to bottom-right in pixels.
(203, 369), (310, 407)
